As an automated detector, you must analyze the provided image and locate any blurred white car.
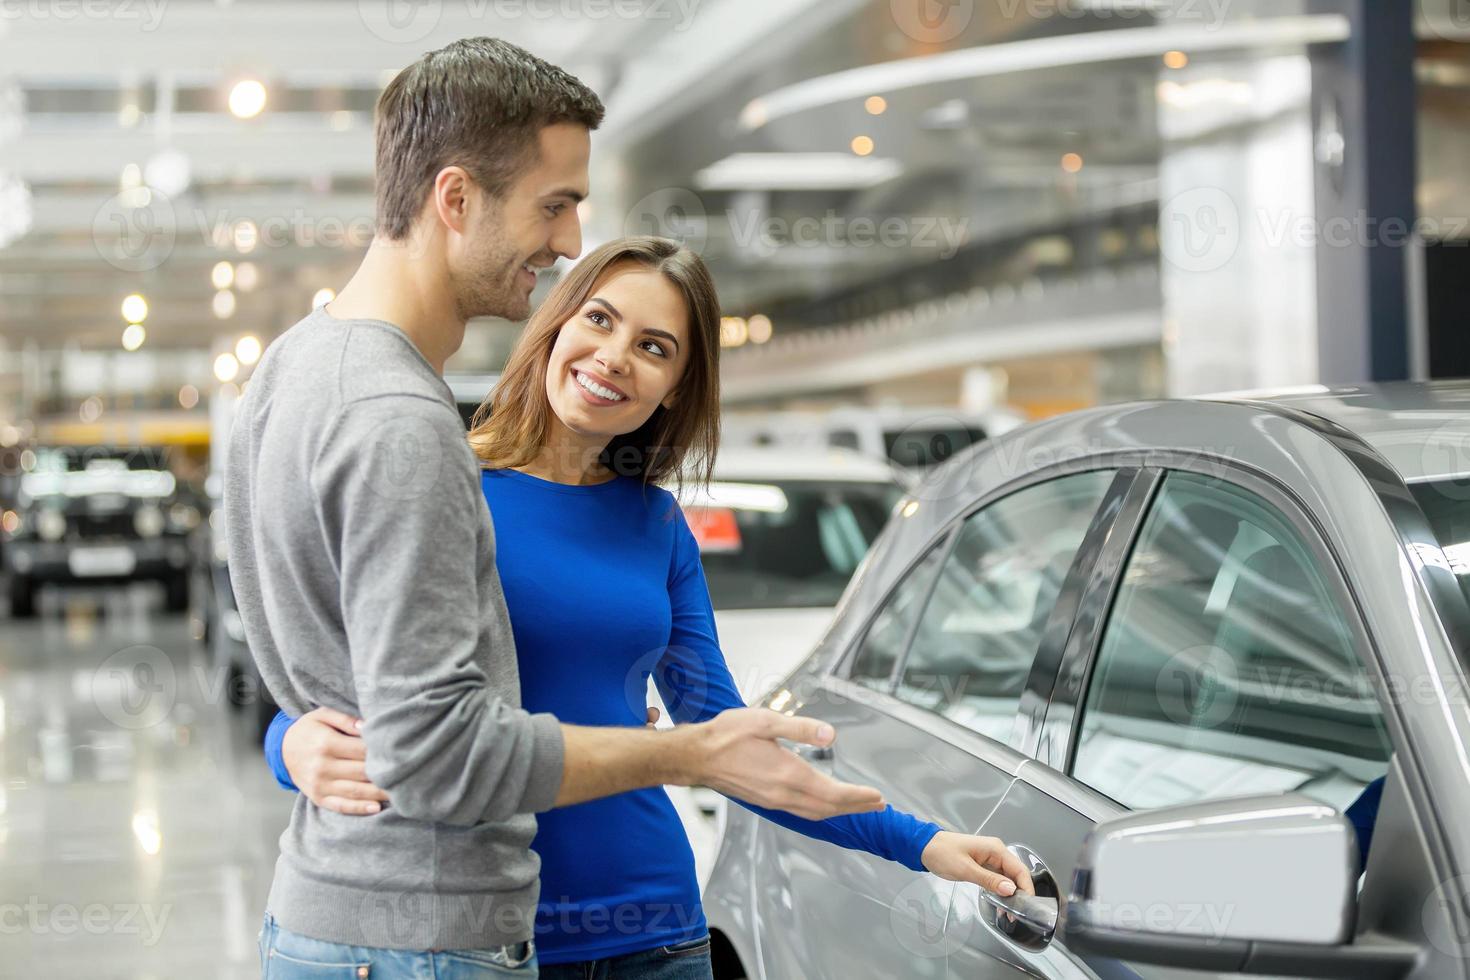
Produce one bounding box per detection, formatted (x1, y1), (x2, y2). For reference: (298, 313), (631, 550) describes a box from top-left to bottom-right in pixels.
(724, 405), (1025, 472)
(655, 447), (906, 877)
(672, 446), (906, 702)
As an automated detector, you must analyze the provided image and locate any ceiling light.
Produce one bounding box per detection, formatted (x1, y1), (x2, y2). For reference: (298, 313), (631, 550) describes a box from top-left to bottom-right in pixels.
(311, 288), (336, 309)
(693, 153), (903, 191)
(121, 293), (148, 324)
(234, 262), (259, 291)
(865, 95), (887, 115)
(178, 385), (200, 410)
(144, 149), (191, 197)
(121, 324), (146, 351)
(235, 335), (262, 366)
(211, 261), (234, 290)
(213, 290), (237, 320)
(850, 135), (875, 156)
(228, 80), (267, 120)
(213, 353), (240, 383)
(748, 314), (773, 344)
(1164, 50), (1189, 69)
(233, 220), (258, 254)
(1062, 152), (1084, 173)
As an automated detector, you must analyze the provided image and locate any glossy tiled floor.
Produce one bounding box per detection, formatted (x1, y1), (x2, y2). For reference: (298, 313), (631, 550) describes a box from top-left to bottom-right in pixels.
(0, 584), (291, 979)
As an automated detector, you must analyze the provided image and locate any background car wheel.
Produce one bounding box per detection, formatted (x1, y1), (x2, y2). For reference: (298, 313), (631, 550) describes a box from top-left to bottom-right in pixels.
(8, 576), (36, 618)
(164, 573), (190, 614)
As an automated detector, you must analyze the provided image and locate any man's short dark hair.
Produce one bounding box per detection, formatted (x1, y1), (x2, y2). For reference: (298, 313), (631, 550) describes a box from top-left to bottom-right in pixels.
(374, 37), (604, 240)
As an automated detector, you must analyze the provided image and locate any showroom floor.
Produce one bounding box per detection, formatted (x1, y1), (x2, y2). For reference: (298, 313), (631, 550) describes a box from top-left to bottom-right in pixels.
(0, 586), (290, 978)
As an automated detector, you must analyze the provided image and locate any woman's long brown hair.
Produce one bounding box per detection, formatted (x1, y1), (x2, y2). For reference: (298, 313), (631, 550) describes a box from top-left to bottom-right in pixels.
(468, 236), (721, 489)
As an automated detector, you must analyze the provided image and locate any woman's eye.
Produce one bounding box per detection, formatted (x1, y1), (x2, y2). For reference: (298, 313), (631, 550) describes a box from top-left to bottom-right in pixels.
(641, 341), (667, 357)
(586, 310), (608, 327)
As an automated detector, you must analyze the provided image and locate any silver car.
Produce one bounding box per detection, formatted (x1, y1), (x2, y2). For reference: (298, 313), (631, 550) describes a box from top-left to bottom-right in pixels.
(703, 383), (1470, 980)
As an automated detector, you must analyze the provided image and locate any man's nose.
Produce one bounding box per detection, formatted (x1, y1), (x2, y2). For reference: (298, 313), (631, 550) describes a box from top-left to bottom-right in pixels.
(551, 208), (583, 261)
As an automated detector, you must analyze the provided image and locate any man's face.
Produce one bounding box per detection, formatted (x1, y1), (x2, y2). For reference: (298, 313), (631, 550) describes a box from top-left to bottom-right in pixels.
(451, 122), (590, 321)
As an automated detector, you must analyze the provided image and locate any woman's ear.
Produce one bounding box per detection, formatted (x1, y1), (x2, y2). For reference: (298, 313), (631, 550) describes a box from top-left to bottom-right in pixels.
(661, 387), (679, 411)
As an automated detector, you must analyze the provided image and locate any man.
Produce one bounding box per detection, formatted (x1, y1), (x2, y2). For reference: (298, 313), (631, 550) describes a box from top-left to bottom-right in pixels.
(226, 37), (885, 977)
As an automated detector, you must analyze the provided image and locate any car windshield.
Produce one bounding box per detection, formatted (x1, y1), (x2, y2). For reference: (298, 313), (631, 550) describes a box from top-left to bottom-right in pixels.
(678, 479), (902, 611)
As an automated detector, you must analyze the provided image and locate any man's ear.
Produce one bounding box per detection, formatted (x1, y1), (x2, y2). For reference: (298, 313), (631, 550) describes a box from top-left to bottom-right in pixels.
(431, 166), (474, 235)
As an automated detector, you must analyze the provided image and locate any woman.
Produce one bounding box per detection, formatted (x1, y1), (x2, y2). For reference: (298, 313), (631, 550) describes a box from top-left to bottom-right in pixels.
(264, 236), (1032, 979)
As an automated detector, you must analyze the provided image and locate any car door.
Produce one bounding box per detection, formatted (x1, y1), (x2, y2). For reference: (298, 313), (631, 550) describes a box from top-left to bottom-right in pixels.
(748, 468), (1124, 980)
(952, 465), (1400, 978)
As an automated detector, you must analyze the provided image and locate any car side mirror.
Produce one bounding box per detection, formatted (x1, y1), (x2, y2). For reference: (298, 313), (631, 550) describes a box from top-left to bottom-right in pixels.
(1063, 793), (1419, 979)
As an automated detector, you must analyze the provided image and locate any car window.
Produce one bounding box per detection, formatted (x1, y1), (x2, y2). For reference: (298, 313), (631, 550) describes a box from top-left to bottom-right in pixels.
(1072, 471), (1393, 813)
(884, 425), (986, 469)
(848, 540), (948, 691)
(894, 470), (1116, 743)
(682, 480), (903, 611)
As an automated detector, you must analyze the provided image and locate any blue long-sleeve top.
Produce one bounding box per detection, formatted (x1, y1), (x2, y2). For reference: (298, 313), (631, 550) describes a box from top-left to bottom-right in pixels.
(264, 467), (942, 964)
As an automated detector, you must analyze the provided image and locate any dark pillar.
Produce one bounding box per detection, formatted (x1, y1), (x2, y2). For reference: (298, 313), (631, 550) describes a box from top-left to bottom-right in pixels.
(1310, 0), (1418, 382)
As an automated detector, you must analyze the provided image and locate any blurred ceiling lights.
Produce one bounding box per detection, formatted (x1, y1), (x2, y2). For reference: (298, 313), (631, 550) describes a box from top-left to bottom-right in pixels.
(694, 153), (902, 191)
(228, 79), (268, 120)
(737, 15), (1351, 131)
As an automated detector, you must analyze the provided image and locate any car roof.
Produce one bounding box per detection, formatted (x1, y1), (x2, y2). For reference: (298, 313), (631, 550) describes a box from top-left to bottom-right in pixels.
(710, 447), (901, 484)
(1206, 381), (1470, 483)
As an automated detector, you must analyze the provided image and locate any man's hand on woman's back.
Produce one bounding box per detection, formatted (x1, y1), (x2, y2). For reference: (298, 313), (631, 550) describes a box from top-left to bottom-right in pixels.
(281, 707), (390, 816)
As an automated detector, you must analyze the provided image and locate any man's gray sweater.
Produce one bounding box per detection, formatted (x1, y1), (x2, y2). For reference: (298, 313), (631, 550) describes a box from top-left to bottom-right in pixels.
(224, 308), (565, 950)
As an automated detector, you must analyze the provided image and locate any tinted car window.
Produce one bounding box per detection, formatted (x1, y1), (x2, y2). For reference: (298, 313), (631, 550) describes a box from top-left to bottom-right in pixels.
(848, 540), (947, 691)
(683, 480), (903, 611)
(1073, 472), (1392, 812)
(895, 470), (1115, 743)
(884, 426), (986, 469)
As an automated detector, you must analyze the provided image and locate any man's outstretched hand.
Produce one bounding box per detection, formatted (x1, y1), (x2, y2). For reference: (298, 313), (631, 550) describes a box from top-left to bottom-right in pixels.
(679, 707), (886, 821)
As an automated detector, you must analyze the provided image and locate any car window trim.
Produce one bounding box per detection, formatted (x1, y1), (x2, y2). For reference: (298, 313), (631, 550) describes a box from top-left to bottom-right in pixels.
(1020, 467), (1159, 765)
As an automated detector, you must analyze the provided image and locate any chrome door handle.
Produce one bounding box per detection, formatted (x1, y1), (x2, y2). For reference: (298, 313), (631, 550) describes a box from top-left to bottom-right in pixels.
(974, 842), (1061, 951)
(977, 890), (1059, 937)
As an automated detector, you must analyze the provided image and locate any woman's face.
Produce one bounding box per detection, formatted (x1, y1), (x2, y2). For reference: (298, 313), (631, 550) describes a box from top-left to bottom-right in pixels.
(544, 262), (691, 446)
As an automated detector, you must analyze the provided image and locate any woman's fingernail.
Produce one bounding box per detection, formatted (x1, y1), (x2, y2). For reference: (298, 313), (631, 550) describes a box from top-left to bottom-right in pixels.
(366, 803), (380, 813)
(816, 724), (834, 742)
(999, 880), (1016, 896)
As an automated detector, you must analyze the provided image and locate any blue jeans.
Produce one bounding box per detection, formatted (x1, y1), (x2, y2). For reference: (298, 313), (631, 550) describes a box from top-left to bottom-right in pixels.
(259, 913), (538, 979)
(537, 935), (712, 980)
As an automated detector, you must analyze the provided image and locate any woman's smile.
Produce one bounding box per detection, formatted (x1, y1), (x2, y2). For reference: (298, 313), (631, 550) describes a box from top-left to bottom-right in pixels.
(571, 367), (629, 406)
